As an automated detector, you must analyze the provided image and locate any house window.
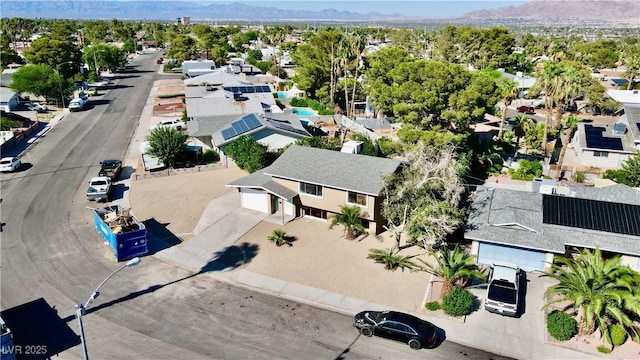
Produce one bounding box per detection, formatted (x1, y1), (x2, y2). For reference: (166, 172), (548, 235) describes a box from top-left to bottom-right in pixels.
(347, 191), (367, 206)
(593, 151), (609, 157)
(299, 182), (323, 197)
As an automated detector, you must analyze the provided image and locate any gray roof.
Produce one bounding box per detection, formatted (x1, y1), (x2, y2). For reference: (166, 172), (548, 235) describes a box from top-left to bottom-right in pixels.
(465, 186), (640, 256)
(622, 103), (640, 144)
(226, 168), (298, 201)
(576, 122), (637, 153)
(185, 91), (279, 118)
(211, 113), (309, 148)
(263, 145), (403, 196)
(188, 114), (241, 137)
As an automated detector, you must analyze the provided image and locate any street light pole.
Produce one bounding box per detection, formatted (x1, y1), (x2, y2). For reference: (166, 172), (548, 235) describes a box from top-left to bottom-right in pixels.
(75, 257), (141, 360)
(56, 61), (75, 110)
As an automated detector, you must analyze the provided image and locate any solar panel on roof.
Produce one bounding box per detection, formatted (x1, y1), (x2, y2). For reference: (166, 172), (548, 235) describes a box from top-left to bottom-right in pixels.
(221, 128), (236, 140)
(245, 116), (261, 129)
(611, 78), (628, 86)
(269, 120), (309, 136)
(232, 120), (250, 133)
(584, 124), (623, 151)
(261, 86), (271, 92)
(542, 194), (640, 236)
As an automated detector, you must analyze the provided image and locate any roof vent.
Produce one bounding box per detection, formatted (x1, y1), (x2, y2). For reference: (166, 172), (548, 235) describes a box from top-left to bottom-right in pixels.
(612, 122), (626, 136)
(233, 91), (245, 101)
(205, 85), (216, 91)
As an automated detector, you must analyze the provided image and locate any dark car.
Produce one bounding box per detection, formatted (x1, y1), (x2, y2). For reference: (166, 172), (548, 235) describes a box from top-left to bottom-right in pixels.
(516, 105), (535, 114)
(98, 159), (122, 181)
(353, 310), (437, 350)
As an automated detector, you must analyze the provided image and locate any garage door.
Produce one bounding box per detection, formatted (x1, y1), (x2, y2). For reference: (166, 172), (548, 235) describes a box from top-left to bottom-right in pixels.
(477, 242), (547, 272)
(241, 188), (269, 213)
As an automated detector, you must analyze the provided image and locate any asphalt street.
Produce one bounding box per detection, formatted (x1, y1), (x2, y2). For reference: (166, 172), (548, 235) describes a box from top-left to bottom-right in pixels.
(1, 52), (512, 360)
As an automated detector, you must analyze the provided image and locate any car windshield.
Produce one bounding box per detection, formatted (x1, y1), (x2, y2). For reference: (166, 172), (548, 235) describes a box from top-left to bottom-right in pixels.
(488, 280), (518, 304)
(0, 160), (10, 165)
(92, 181), (108, 186)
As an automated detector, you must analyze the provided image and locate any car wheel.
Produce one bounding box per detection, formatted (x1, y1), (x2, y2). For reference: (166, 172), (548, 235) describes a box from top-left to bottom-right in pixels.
(360, 326), (373, 337)
(176, 126), (182, 130)
(408, 339), (421, 350)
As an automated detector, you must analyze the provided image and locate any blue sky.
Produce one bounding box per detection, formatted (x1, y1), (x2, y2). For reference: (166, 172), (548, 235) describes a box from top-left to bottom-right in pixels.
(115, 0), (529, 18)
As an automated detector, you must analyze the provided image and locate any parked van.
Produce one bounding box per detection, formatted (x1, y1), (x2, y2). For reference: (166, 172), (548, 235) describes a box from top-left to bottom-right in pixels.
(484, 262), (522, 317)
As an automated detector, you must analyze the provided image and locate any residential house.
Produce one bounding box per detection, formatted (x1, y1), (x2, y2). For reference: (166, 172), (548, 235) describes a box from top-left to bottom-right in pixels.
(465, 182), (640, 272)
(184, 81), (280, 119)
(182, 59), (216, 77)
(571, 90), (640, 169)
(227, 145), (404, 234)
(0, 87), (20, 113)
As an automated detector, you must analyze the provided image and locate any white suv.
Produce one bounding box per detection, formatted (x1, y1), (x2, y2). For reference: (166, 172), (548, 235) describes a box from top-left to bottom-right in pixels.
(484, 262), (522, 317)
(150, 119), (187, 131)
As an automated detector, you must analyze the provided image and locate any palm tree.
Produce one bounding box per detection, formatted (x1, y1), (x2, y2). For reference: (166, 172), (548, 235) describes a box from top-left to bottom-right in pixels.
(417, 246), (486, 297)
(620, 43), (640, 90)
(267, 228), (290, 247)
(552, 66), (582, 129)
(329, 205), (367, 240)
(533, 61), (562, 156)
(497, 78), (520, 140)
(513, 114), (534, 159)
(349, 32), (367, 119)
(542, 248), (640, 339)
(554, 114), (581, 181)
(367, 247), (418, 271)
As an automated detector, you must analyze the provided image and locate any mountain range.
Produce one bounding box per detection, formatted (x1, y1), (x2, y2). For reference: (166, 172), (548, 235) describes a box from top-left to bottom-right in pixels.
(1, 0), (638, 24)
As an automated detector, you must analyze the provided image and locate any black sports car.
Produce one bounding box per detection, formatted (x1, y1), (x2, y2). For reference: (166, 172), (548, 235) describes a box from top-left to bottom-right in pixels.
(353, 310), (437, 350)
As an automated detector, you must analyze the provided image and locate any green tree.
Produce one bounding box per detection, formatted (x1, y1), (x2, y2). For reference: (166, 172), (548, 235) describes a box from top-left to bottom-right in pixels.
(0, 35), (22, 67)
(542, 248), (640, 340)
(367, 247), (418, 271)
(554, 114), (581, 180)
(604, 152), (640, 187)
(496, 78), (519, 140)
(417, 245), (486, 297)
(224, 135), (269, 173)
(9, 64), (75, 100)
(22, 32), (82, 77)
(620, 43), (640, 90)
(83, 44), (126, 73)
(328, 205), (367, 240)
(167, 34), (197, 63)
(512, 114), (534, 158)
(147, 127), (188, 169)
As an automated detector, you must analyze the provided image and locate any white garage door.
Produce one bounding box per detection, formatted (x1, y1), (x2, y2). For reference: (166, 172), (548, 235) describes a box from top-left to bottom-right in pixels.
(477, 242), (547, 272)
(241, 188), (269, 213)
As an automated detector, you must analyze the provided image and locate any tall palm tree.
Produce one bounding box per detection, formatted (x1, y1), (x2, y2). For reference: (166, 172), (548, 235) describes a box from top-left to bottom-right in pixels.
(542, 248), (640, 339)
(620, 43), (640, 90)
(554, 114), (581, 181)
(533, 61), (562, 156)
(329, 205), (367, 240)
(513, 114), (534, 159)
(349, 32), (366, 119)
(417, 246), (486, 297)
(552, 66), (582, 129)
(496, 78), (520, 140)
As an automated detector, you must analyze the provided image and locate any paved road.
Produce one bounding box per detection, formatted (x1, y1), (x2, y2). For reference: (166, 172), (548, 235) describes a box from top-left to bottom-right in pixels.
(1, 53), (512, 360)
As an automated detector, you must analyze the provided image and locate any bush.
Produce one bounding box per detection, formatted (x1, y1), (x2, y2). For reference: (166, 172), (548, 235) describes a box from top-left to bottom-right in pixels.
(425, 301), (441, 311)
(597, 345), (612, 354)
(290, 97), (308, 107)
(203, 149), (219, 163)
(606, 325), (628, 347)
(572, 171), (585, 183)
(441, 286), (474, 317)
(546, 311), (577, 341)
(508, 159), (543, 181)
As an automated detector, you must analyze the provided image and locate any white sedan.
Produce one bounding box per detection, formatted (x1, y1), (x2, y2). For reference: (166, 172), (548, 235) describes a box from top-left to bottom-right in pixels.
(0, 157), (21, 172)
(150, 119), (187, 131)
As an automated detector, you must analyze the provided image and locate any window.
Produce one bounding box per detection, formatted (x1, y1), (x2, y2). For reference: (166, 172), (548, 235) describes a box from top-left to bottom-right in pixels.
(593, 151), (609, 157)
(300, 182), (323, 197)
(347, 191), (367, 206)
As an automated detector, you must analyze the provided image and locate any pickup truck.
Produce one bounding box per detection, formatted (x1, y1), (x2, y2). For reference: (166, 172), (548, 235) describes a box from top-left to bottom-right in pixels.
(86, 176), (112, 202)
(98, 159), (122, 181)
(92, 205), (148, 261)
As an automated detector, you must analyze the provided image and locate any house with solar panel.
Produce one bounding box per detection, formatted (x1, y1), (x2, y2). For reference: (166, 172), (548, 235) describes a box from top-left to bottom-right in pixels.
(465, 183), (640, 273)
(226, 145), (404, 233)
(571, 89), (640, 169)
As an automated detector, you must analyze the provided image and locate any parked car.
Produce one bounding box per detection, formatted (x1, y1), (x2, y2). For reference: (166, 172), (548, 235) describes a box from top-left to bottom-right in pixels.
(27, 102), (48, 113)
(86, 176), (112, 202)
(68, 98), (86, 112)
(86, 87), (100, 96)
(0, 157), (21, 172)
(98, 159), (122, 181)
(150, 119), (187, 131)
(485, 262), (522, 317)
(353, 310), (437, 350)
(516, 105), (535, 114)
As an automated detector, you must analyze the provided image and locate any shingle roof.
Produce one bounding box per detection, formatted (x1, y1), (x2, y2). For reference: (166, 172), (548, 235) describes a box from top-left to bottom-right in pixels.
(465, 186), (640, 256)
(188, 114), (241, 137)
(263, 145), (403, 196)
(226, 168), (298, 201)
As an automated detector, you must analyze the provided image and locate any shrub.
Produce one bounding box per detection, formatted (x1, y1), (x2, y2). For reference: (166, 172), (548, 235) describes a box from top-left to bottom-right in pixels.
(267, 229), (290, 247)
(290, 97), (308, 107)
(597, 345), (612, 354)
(441, 286), (474, 317)
(203, 149), (219, 163)
(606, 325), (628, 347)
(425, 301), (441, 311)
(572, 171), (585, 183)
(546, 311), (577, 341)
(508, 159), (543, 181)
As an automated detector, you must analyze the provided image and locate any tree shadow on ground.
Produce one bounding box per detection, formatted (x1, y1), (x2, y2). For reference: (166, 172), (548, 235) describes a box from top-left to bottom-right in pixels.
(200, 242), (259, 272)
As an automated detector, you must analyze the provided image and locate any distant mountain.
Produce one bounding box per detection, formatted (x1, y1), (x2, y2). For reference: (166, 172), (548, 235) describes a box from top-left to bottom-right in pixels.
(461, 0), (640, 24)
(0, 1), (406, 21)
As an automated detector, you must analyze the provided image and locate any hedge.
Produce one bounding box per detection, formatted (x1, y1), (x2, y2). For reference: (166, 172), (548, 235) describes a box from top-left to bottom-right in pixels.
(546, 311), (577, 341)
